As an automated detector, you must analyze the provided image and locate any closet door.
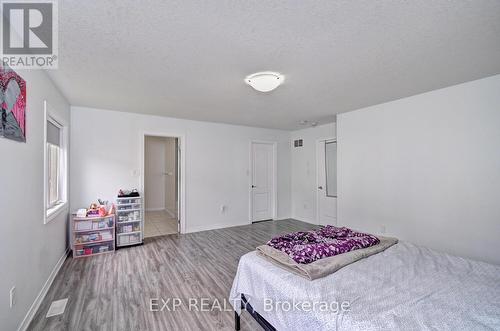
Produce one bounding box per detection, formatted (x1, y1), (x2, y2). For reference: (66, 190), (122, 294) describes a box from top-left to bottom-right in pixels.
(317, 140), (337, 226)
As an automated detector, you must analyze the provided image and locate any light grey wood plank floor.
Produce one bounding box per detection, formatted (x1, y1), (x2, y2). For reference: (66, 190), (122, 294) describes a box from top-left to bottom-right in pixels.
(28, 219), (318, 331)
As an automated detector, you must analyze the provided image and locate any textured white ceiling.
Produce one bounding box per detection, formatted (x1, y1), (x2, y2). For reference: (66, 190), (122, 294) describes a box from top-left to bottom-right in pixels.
(49, 1), (500, 130)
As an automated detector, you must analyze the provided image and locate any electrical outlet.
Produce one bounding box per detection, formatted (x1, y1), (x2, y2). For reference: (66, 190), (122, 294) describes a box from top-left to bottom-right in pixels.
(220, 205), (226, 213)
(10, 286), (15, 308)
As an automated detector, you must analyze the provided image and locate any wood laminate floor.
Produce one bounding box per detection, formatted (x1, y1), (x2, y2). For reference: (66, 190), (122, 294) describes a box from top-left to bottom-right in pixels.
(28, 219), (318, 331)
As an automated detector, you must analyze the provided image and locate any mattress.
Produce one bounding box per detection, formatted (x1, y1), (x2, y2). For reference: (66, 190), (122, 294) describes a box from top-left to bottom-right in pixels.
(229, 241), (500, 330)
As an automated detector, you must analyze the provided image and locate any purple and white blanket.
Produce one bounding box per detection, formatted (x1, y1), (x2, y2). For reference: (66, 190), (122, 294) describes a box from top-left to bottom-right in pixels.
(267, 225), (380, 264)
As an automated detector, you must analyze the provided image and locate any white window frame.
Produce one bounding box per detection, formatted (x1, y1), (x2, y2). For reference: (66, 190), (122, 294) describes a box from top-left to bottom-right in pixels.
(44, 101), (68, 224)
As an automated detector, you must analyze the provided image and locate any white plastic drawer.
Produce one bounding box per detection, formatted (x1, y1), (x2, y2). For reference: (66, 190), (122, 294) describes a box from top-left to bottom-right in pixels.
(116, 203), (141, 211)
(116, 210), (141, 222)
(117, 198), (141, 204)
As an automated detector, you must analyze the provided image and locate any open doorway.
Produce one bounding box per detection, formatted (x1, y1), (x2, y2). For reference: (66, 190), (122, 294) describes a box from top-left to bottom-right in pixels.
(143, 135), (181, 237)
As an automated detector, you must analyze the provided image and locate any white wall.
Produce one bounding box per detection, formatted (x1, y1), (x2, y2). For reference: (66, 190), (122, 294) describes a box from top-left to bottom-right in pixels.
(290, 123), (336, 224)
(144, 136), (167, 210)
(0, 70), (70, 330)
(337, 74), (500, 264)
(70, 107), (291, 233)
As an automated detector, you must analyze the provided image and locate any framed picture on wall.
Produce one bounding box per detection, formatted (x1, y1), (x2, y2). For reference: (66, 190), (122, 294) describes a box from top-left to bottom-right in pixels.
(0, 65), (27, 142)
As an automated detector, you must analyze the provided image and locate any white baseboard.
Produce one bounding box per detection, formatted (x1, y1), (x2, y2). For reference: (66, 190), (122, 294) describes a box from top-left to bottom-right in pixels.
(186, 221), (250, 234)
(18, 247), (70, 331)
(187, 218), (298, 234)
(145, 207), (165, 212)
(164, 208), (177, 218)
(291, 216), (318, 225)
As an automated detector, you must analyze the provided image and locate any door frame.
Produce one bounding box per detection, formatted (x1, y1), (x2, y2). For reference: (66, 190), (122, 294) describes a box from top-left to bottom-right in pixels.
(316, 137), (337, 225)
(141, 132), (186, 234)
(248, 140), (278, 222)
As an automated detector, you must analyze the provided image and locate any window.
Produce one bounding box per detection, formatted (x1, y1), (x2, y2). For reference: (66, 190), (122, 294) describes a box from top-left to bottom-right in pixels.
(44, 102), (68, 223)
(47, 120), (62, 208)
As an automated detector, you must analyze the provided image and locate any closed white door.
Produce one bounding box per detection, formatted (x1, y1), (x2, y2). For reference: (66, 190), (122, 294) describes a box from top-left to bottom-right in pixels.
(251, 142), (275, 221)
(317, 140), (337, 225)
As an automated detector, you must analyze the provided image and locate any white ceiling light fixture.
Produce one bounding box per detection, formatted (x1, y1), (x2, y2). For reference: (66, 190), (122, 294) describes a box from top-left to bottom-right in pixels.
(245, 71), (284, 92)
(299, 120), (318, 127)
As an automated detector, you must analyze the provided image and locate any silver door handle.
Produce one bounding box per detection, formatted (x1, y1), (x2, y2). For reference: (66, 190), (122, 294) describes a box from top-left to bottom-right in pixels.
(252, 185), (256, 188)
(318, 186), (323, 190)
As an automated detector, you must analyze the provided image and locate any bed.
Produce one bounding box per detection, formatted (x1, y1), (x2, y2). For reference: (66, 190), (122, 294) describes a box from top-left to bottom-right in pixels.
(230, 241), (500, 330)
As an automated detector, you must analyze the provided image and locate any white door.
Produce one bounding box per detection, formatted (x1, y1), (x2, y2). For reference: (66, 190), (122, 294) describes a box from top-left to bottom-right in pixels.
(176, 139), (181, 232)
(317, 140), (337, 225)
(251, 142), (275, 222)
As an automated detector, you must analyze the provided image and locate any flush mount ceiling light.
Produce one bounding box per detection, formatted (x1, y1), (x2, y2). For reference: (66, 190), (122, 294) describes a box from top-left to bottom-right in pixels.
(245, 71), (284, 92)
(299, 120), (318, 127)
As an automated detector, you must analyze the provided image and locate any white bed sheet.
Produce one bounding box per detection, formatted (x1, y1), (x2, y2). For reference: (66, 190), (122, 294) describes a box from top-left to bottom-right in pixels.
(230, 241), (500, 330)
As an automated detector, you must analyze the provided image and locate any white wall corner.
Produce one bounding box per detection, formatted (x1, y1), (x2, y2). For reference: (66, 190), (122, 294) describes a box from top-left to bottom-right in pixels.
(17, 247), (70, 331)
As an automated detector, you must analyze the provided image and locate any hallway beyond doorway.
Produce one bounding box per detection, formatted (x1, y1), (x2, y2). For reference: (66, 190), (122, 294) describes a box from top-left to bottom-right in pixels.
(144, 210), (178, 237)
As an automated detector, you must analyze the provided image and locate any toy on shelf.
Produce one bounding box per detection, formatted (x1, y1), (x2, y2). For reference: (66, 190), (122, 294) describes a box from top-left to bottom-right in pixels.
(72, 199), (117, 258)
(84, 200), (115, 218)
(118, 189), (140, 198)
